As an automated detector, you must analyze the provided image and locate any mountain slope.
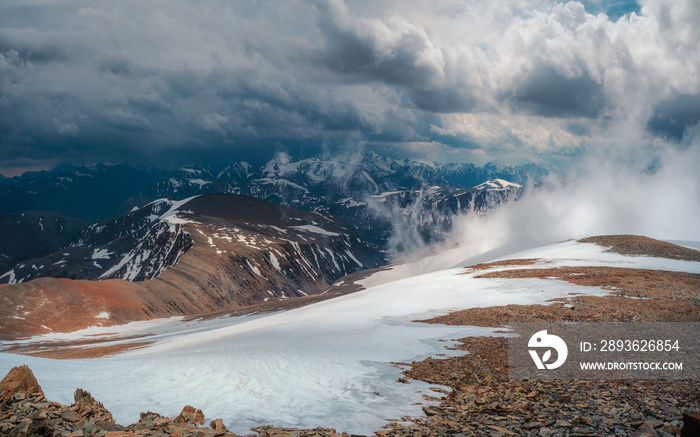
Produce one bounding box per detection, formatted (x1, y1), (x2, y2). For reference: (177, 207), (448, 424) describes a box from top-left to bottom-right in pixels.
(1, 235), (697, 434)
(0, 211), (86, 273)
(0, 164), (169, 221)
(0, 194), (382, 339)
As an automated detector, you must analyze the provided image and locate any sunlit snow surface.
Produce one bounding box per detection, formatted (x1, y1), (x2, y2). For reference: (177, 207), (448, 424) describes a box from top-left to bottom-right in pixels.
(1, 240), (699, 434)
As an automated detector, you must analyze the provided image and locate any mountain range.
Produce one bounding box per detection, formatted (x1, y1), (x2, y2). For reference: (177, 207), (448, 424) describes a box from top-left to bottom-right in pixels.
(0, 152), (543, 221)
(0, 152), (541, 262)
(0, 153), (543, 338)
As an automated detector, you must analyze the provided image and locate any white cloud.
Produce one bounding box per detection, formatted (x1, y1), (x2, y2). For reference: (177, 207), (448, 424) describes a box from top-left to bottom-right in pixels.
(0, 0), (698, 169)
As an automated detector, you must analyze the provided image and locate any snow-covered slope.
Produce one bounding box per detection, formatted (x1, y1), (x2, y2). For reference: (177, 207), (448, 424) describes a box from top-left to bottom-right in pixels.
(0, 197), (198, 284)
(1, 237), (697, 434)
(473, 179), (523, 190)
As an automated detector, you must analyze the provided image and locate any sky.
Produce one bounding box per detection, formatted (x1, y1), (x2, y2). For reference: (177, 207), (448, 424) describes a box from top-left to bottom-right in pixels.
(1, 0), (699, 176)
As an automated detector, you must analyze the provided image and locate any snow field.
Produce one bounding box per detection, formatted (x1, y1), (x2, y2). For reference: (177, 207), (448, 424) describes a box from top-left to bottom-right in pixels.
(0, 240), (698, 434)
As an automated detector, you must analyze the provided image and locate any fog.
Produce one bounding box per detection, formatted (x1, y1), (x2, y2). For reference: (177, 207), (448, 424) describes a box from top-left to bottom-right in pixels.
(360, 137), (700, 287)
(455, 141), (698, 256)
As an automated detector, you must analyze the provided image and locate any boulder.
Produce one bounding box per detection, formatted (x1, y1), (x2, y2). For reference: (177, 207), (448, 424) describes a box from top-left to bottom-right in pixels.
(211, 418), (227, 431)
(174, 404), (206, 425)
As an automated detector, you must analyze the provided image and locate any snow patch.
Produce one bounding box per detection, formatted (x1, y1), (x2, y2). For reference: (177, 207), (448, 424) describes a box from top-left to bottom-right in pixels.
(246, 260), (264, 278)
(337, 198), (366, 208)
(0, 269), (16, 284)
(472, 179), (522, 190)
(92, 248), (113, 260)
(187, 178), (210, 187)
(289, 225), (341, 237)
(268, 253), (281, 271)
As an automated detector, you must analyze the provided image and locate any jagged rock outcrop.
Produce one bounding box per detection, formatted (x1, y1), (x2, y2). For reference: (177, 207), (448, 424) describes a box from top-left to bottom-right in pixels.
(173, 405), (205, 426)
(0, 366), (239, 437)
(0, 365), (43, 406)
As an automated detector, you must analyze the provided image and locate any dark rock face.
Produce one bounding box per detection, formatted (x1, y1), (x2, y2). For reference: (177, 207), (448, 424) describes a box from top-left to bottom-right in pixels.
(0, 211), (86, 273)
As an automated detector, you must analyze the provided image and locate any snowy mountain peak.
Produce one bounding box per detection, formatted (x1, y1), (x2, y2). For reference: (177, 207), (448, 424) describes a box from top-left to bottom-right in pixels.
(264, 152), (298, 176)
(271, 152), (295, 166)
(473, 179), (522, 190)
(217, 162), (252, 180)
(177, 163), (212, 178)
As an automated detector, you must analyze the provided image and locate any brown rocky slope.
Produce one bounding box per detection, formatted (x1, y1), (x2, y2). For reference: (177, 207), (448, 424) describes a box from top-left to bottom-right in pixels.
(0, 194), (383, 340)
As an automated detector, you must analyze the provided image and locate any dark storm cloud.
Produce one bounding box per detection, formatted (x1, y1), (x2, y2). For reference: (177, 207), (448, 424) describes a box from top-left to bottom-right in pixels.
(647, 93), (700, 141)
(506, 65), (606, 118)
(1, 0), (454, 173)
(313, 0), (480, 113)
(409, 88), (479, 114)
(100, 57), (134, 77)
(316, 6), (441, 88)
(1, 0), (699, 175)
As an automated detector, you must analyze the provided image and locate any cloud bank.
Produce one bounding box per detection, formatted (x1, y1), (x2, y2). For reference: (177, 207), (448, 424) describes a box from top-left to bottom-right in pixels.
(435, 131), (700, 272)
(0, 0), (698, 175)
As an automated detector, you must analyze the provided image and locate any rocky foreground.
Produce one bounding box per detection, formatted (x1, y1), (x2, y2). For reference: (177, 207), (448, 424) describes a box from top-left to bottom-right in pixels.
(1, 355), (699, 437)
(1, 235), (700, 436)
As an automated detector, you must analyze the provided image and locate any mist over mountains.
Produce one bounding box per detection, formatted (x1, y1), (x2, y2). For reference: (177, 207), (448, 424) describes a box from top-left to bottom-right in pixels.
(0, 153), (541, 276)
(0, 152), (544, 220)
(0, 151), (541, 340)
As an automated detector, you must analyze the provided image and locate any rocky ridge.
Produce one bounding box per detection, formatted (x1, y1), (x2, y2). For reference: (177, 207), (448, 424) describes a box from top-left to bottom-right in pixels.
(1, 350), (699, 436)
(0, 194), (383, 340)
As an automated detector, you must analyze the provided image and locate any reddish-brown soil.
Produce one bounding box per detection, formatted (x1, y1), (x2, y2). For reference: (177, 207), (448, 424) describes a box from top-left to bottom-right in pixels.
(475, 266), (700, 301)
(463, 258), (540, 271)
(0, 278), (148, 340)
(6, 341), (156, 359)
(423, 266), (700, 327)
(579, 234), (700, 261)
